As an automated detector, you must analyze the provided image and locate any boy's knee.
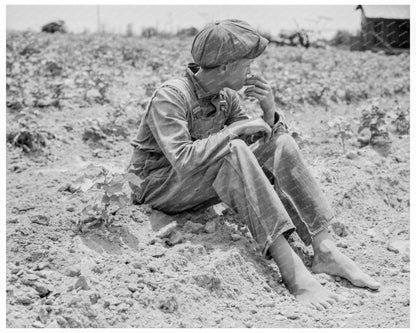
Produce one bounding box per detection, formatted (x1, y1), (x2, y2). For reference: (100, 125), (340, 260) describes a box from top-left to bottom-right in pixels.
(227, 138), (259, 165)
(229, 138), (250, 153)
(276, 133), (299, 154)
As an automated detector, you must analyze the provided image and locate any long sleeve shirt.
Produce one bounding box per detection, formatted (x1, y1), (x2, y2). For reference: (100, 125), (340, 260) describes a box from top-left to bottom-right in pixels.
(129, 63), (282, 179)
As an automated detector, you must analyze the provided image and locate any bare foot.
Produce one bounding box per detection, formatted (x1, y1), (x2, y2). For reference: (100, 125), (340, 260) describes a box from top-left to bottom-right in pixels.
(312, 239), (381, 290)
(285, 262), (342, 311)
(269, 236), (341, 310)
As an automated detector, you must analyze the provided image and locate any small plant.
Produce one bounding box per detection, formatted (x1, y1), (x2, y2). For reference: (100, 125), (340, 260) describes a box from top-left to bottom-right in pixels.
(7, 128), (47, 153)
(357, 104), (390, 147)
(391, 105), (410, 135)
(327, 116), (354, 154)
(71, 166), (143, 232)
(82, 119), (107, 143)
(6, 115), (53, 154)
(91, 75), (110, 105)
(82, 117), (129, 143)
(121, 46), (144, 67)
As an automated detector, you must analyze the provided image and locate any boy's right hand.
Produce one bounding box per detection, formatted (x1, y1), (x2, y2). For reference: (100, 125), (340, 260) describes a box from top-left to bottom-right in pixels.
(227, 118), (272, 139)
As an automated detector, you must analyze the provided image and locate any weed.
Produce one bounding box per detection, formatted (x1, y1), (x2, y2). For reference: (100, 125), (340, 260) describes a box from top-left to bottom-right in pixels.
(392, 105), (410, 135)
(358, 104), (390, 147)
(327, 116), (354, 154)
(71, 166), (143, 232)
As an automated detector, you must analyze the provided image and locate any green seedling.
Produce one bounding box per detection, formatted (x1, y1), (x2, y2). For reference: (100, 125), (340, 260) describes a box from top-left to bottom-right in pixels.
(327, 116), (354, 154)
(391, 105), (410, 135)
(358, 104), (390, 147)
(71, 166), (143, 232)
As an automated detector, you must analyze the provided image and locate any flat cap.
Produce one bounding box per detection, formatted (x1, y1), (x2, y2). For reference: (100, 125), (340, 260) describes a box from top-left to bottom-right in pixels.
(191, 19), (269, 68)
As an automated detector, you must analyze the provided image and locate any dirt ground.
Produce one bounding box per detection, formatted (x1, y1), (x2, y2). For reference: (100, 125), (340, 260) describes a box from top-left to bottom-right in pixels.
(5, 32), (410, 328)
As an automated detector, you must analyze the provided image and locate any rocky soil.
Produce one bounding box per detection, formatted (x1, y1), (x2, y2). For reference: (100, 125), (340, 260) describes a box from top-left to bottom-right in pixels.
(5, 31), (410, 328)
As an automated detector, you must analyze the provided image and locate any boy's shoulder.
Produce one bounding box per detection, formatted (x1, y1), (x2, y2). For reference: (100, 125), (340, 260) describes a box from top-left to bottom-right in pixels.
(159, 77), (192, 94)
(154, 77), (193, 103)
(155, 77), (240, 106)
(160, 77), (190, 92)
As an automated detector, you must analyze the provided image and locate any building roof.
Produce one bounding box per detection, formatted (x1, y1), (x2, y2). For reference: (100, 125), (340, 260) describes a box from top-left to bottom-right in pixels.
(356, 5), (409, 20)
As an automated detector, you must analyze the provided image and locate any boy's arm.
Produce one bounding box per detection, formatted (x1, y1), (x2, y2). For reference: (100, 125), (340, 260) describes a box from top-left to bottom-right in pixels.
(146, 86), (236, 176)
(226, 89), (286, 132)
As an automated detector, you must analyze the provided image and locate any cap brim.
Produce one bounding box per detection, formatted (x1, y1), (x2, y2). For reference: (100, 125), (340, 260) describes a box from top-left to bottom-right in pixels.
(245, 35), (269, 59)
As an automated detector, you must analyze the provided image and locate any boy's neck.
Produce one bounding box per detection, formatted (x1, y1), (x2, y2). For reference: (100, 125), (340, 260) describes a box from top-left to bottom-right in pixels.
(195, 68), (224, 96)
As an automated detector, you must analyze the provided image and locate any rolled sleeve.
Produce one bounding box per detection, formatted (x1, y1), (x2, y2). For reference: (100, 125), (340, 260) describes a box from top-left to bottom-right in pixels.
(146, 86), (234, 176)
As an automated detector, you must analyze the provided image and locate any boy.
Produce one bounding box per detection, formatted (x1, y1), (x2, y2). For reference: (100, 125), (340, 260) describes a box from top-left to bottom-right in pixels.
(128, 19), (380, 310)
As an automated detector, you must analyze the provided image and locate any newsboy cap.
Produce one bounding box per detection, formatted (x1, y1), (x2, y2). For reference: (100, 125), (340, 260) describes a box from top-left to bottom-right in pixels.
(191, 19), (269, 68)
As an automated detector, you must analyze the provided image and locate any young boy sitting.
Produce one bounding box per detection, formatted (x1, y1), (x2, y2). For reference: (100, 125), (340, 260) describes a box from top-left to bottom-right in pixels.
(128, 19), (380, 310)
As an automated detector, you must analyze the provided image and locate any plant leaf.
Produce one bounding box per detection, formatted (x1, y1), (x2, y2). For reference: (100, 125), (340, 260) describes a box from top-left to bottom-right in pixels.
(79, 178), (95, 192)
(73, 174), (96, 192)
(92, 174), (106, 185)
(118, 194), (129, 207)
(109, 174), (125, 185)
(125, 173), (144, 187)
(110, 194), (129, 209)
(103, 182), (124, 195)
(81, 204), (93, 215)
(102, 194), (110, 205)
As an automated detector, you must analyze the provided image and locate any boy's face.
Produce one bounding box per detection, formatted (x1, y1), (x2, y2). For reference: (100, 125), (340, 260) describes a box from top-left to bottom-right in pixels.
(223, 58), (253, 91)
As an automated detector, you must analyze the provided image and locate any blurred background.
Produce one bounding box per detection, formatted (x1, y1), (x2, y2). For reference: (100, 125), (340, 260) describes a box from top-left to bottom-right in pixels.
(7, 5), (362, 39)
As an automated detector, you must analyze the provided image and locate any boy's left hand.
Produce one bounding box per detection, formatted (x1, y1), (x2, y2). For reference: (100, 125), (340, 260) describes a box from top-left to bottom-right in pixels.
(244, 74), (276, 113)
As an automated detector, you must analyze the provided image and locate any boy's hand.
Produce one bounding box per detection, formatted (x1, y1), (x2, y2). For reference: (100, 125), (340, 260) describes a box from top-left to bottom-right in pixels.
(227, 118), (272, 140)
(244, 74), (277, 125)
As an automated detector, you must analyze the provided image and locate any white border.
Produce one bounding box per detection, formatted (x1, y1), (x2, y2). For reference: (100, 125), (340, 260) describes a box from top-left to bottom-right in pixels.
(1, 1), (414, 333)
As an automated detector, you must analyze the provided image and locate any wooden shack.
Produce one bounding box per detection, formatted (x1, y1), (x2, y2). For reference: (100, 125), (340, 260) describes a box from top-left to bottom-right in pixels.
(356, 5), (409, 52)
